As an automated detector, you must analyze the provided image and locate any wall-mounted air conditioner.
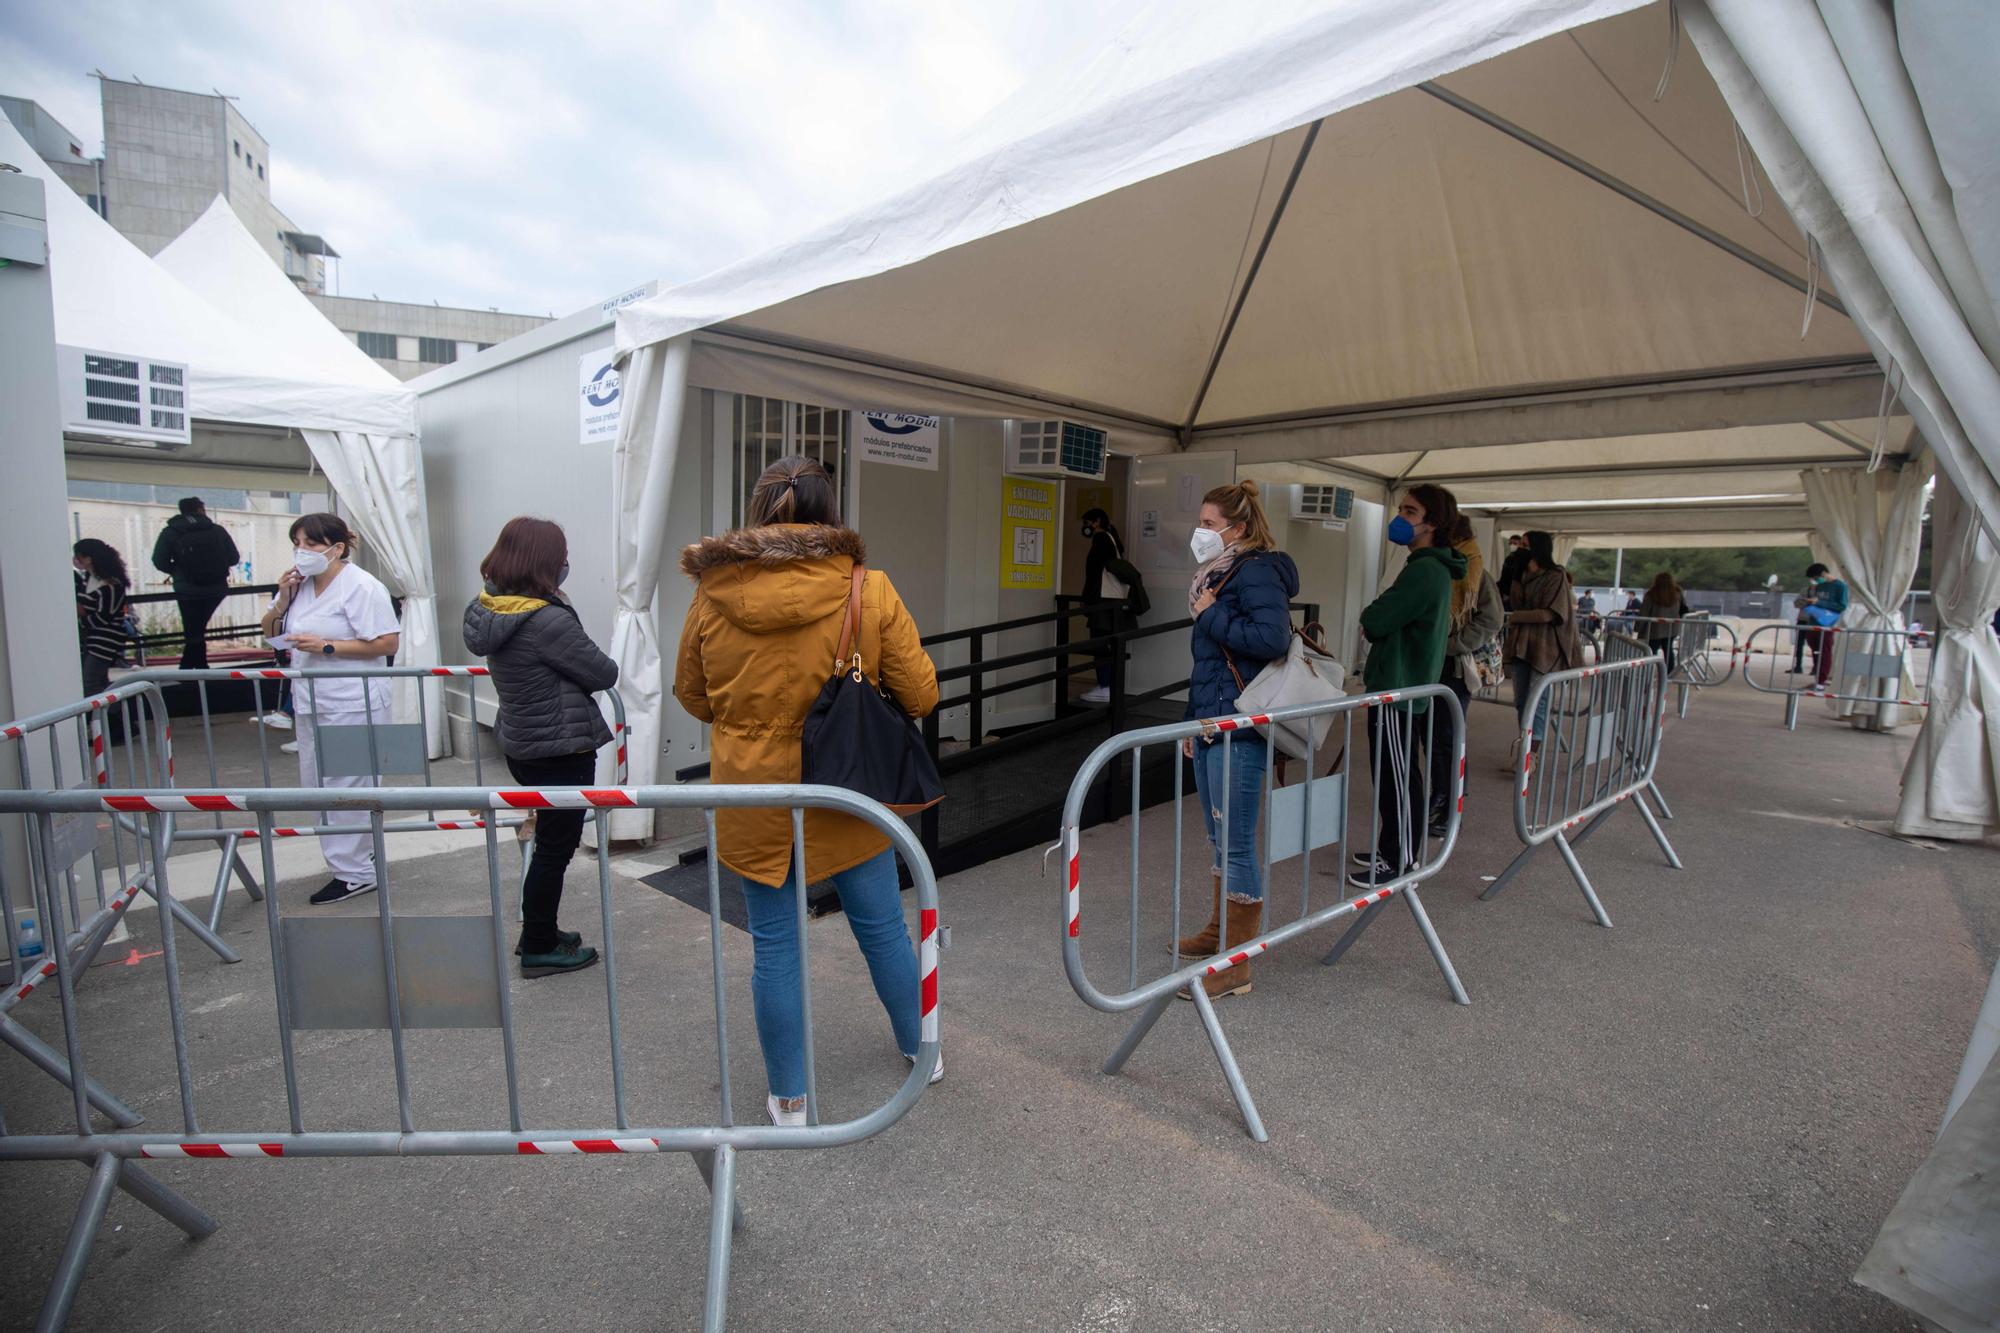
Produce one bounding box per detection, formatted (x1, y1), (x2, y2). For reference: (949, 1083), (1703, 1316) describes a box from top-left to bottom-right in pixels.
(1007, 418), (1107, 480)
(57, 346), (191, 447)
(1292, 484), (1353, 522)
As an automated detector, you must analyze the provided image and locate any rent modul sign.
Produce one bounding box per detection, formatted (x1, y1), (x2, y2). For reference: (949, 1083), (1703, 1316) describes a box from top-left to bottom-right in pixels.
(851, 411), (940, 469)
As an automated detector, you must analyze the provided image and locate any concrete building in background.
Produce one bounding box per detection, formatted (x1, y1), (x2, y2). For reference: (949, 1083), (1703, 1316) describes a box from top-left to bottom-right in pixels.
(2, 78), (550, 381)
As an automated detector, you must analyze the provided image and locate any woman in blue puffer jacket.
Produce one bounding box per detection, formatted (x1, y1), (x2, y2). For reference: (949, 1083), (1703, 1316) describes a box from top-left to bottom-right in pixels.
(1177, 479), (1298, 1000)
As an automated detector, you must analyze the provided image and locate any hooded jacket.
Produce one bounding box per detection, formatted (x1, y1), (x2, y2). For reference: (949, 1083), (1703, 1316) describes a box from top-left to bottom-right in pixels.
(675, 524), (938, 888)
(462, 593), (618, 760)
(151, 513), (240, 593)
(1187, 548), (1300, 720)
(1360, 544), (1468, 712)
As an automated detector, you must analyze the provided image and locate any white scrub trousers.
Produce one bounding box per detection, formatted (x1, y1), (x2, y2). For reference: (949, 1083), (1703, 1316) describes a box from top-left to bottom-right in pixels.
(294, 707), (379, 887)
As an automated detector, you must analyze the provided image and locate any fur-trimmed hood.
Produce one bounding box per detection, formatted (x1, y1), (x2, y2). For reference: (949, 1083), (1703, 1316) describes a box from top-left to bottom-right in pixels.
(679, 523), (867, 637)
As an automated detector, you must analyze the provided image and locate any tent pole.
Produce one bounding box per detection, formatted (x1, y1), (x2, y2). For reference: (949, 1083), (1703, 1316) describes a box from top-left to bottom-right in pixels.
(1180, 120), (1324, 439)
(1416, 83), (1846, 320)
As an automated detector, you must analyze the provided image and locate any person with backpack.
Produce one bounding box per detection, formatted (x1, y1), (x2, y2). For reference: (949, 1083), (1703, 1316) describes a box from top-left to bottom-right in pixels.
(1355, 485), (1466, 884)
(1078, 506), (1146, 703)
(462, 517), (619, 979)
(674, 456), (940, 1127)
(72, 538), (131, 698)
(151, 497), (239, 670)
(1176, 479), (1297, 1001)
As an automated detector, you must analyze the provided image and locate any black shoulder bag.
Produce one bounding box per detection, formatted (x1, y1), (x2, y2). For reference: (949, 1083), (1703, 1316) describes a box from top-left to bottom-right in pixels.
(801, 565), (946, 816)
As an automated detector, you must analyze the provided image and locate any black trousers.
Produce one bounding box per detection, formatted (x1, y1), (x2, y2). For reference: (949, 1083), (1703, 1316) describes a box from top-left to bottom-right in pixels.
(1368, 708), (1425, 871)
(507, 751), (596, 952)
(1425, 661), (1470, 819)
(176, 591), (227, 669)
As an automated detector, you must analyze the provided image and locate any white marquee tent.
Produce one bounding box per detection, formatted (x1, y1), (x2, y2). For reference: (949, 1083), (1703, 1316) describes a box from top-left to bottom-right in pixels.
(3, 116), (448, 755)
(603, 0), (1995, 832)
(606, 6), (1999, 1313)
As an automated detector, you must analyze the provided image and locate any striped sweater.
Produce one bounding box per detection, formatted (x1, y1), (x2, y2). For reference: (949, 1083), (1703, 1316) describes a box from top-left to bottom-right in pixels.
(76, 575), (129, 662)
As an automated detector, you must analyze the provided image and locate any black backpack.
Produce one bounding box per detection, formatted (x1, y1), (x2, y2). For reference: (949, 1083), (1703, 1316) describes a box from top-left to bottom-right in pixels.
(176, 523), (236, 584)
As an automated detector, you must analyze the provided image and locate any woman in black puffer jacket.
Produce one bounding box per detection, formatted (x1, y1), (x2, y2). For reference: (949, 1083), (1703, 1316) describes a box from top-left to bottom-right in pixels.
(462, 517), (619, 978)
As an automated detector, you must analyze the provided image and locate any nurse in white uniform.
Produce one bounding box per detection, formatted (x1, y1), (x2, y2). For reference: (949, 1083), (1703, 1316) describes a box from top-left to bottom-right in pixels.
(259, 513), (401, 904)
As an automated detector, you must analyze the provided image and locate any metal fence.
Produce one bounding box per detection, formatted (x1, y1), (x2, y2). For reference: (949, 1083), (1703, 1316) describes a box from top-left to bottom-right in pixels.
(1600, 614), (1738, 717)
(1055, 687), (1470, 1142)
(1740, 623), (1934, 730)
(0, 778), (940, 1331)
(1481, 656), (1679, 928)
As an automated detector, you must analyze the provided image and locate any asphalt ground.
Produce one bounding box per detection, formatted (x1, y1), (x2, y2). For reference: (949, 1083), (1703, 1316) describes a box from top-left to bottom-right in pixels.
(2, 669), (1993, 1331)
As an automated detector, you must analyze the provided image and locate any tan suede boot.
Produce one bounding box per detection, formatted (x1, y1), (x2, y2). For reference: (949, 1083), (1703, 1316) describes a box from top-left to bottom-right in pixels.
(1183, 896), (1260, 1000)
(1175, 871), (1223, 957)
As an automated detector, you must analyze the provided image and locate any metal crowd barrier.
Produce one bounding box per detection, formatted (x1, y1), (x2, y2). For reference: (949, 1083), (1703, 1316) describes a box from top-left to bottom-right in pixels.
(0, 780), (940, 1331)
(1739, 623), (1934, 730)
(1602, 615), (1738, 718)
(1056, 687), (1470, 1142)
(1481, 656), (1679, 928)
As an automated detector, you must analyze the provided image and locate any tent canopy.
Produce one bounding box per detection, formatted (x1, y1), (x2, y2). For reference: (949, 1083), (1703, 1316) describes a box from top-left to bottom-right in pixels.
(3, 119), (413, 441)
(616, 0), (1905, 496)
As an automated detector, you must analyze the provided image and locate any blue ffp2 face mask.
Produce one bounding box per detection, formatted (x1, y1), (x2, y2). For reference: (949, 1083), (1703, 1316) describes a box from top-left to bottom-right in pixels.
(1386, 515), (1416, 546)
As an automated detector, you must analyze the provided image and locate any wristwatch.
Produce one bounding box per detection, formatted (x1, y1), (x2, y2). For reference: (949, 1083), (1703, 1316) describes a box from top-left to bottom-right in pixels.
(321, 642), (337, 656)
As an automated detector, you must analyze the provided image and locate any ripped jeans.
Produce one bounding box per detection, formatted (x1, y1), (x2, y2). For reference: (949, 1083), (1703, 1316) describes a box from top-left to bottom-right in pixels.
(1191, 731), (1268, 902)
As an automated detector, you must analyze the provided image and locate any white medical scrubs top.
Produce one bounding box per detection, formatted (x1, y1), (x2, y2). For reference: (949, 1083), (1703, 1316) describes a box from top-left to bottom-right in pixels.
(279, 564), (401, 716)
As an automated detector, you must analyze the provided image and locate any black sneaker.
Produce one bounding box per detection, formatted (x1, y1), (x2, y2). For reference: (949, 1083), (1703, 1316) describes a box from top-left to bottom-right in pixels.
(1346, 859), (1401, 888)
(519, 939), (600, 979)
(515, 929), (581, 957)
(309, 879), (377, 905)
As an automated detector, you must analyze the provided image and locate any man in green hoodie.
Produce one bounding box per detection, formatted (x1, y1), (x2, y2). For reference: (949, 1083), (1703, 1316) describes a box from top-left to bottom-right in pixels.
(1352, 484), (1468, 886)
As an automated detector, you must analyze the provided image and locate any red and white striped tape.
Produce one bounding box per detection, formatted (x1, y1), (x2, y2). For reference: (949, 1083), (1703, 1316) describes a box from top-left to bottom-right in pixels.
(613, 722), (628, 782)
(4, 958), (56, 1007)
(141, 1142), (284, 1158)
(89, 718), (107, 787)
(163, 722), (174, 780)
(1065, 826), (1080, 939)
(493, 790), (637, 809)
(103, 794), (248, 813)
(918, 907), (939, 1043)
(516, 1137), (659, 1154)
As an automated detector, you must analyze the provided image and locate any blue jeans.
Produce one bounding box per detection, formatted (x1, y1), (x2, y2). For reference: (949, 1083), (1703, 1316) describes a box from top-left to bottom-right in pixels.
(1191, 732), (1268, 901)
(1510, 660), (1551, 740)
(738, 848), (920, 1099)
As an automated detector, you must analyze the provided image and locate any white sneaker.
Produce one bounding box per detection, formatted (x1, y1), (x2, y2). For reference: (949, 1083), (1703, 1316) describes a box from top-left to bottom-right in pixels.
(765, 1093), (807, 1127)
(1080, 686), (1111, 703)
(254, 713), (294, 731)
(280, 740), (300, 754)
(904, 1048), (945, 1085)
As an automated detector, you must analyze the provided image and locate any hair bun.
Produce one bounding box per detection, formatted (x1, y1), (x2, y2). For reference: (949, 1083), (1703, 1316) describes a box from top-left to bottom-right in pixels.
(1238, 479), (1259, 498)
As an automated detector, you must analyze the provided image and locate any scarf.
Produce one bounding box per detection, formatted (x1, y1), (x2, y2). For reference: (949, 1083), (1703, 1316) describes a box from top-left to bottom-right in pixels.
(1189, 543), (1243, 617)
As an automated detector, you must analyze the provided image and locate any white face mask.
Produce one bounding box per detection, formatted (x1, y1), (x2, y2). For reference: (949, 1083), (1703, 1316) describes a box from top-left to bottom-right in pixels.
(1189, 527), (1225, 564)
(293, 547), (331, 577)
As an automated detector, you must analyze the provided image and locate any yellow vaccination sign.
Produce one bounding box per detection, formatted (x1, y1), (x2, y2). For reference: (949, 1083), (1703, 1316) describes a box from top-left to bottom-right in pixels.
(1000, 476), (1057, 590)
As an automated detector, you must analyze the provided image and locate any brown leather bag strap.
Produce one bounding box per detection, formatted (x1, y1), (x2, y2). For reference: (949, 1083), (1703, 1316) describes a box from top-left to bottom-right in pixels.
(833, 563), (866, 668)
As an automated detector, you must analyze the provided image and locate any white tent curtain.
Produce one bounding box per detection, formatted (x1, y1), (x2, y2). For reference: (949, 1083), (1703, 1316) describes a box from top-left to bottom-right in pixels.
(1552, 534), (1579, 568)
(298, 430), (445, 757)
(1800, 463), (1928, 729)
(604, 337), (692, 841)
(1894, 471), (2000, 840)
(1682, 1), (2000, 543)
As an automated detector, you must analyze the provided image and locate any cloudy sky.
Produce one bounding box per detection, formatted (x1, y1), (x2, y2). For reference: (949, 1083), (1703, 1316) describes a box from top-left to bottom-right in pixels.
(3, 0), (1087, 317)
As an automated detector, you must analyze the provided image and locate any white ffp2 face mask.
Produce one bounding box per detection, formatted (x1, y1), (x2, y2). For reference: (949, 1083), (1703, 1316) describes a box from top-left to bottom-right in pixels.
(1189, 527), (1225, 564)
(293, 548), (331, 577)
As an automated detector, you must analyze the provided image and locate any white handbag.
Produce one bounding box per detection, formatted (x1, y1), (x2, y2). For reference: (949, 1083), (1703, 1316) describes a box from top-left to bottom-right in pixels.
(1228, 625), (1348, 761)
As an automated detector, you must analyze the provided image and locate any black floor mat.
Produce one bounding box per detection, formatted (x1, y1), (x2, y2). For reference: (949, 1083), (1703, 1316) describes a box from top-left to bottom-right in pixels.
(637, 860), (843, 933)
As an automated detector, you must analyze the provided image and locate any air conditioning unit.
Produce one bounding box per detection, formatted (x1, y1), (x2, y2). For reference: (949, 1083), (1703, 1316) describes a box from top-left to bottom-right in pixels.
(58, 346), (191, 447)
(1292, 484), (1353, 522)
(1008, 419), (1107, 480)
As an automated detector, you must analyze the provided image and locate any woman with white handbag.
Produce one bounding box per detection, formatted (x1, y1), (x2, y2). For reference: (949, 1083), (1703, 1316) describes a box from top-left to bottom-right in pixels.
(1177, 481), (1297, 1000)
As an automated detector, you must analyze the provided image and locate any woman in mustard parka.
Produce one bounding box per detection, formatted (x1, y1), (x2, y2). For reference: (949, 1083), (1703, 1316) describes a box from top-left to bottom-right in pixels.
(675, 456), (940, 1126)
